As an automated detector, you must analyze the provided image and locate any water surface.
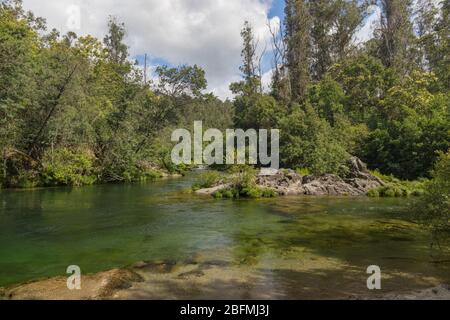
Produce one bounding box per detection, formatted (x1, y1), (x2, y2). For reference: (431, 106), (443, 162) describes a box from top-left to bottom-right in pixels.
(0, 175), (449, 298)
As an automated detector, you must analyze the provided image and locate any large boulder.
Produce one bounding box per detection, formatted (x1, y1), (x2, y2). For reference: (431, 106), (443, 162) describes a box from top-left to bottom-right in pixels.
(343, 157), (386, 194)
(257, 170), (304, 196)
(301, 174), (365, 196)
(256, 157), (384, 196)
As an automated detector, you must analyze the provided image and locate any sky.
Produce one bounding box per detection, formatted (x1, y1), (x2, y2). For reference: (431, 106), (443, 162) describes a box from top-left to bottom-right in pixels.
(21, 0), (380, 100)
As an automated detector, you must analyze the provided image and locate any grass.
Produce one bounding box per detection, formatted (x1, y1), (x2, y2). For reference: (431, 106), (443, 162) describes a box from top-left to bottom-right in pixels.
(368, 170), (427, 198)
(192, 171), (223, 191)
(296, 168), (311, 176)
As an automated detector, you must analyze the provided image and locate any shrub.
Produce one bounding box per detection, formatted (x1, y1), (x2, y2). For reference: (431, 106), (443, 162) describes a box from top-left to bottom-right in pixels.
(241, 187), (263, 199)
(222, 189), (236, 199)
(413, 151), (450, 244)
(41, 148), (97, 187)
(192, 171), (222, 190)
(367, 170), (426, 197)
(215, 186), (277, 200)
(367, 189), (380, 197)
(11, 170), (40, 189)
(296, 168), (311, 176)
(213, 191), (223, 199)
(382, 187), (396, 198)
(261, 187), (277, 198)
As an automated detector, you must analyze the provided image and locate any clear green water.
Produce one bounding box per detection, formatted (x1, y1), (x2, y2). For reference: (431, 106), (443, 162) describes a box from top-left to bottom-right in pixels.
(0, 174), (449, 291)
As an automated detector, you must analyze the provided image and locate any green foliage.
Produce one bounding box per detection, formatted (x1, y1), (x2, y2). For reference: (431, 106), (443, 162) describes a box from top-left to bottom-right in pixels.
(233, 93), (284, 130)
(0, 2), (230, 189)
(156, 65), (207, 98)
(367, 188), (380, 198)
(414, 151), (450, 241)
(330, 55), (393, 123)
(280, 104), (349, 175)
(1, 0), (449, 192)
(367, 170), (427, 198)
(362, 72), (450, 179)
(41, 148), (97, 187)
(214, 186), (276, 200)
(307, 76), (345, 126)
(374, 0), (416, 75)
(192, 171), (222, 191)
(295, 168), (311, 176)
(369, 186), (406, 198)
(207, 166), (277, 199)
(228, 165), (258, 189)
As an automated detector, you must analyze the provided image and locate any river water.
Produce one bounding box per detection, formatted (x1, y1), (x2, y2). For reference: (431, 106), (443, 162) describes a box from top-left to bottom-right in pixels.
(0, 174), (449, 298)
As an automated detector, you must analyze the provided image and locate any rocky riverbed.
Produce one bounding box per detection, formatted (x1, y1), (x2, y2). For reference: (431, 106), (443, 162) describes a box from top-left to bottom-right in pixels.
(1, 257), (448, 300)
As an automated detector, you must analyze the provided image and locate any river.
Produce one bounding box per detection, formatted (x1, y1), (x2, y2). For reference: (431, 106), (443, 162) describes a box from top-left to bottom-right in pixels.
(0, 174), (449, 298)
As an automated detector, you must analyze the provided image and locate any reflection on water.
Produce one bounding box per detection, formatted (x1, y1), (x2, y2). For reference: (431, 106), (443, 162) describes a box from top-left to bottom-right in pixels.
(0, 174), (449, 297)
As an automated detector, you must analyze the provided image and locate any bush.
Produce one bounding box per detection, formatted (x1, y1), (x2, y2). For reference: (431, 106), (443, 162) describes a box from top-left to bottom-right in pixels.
(214, 186), (276, 200)
(367, 170), (426, 197)
(367, 189), (380, 197)
(280, 104), (349, 175)
(228, 165), (258, 189)
(413, 151), (450, 243)
(192, 171), (222, 190)
(222, 189), (236, 199)
(41, 148), (97, 187)
(296, 168), (311, 176)
(139, 169), (163, 181)
(382, 187), (397, 198)
(11, 170), (40, 189)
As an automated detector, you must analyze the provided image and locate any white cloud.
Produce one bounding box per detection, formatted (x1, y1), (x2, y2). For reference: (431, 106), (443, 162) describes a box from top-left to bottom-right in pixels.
(22, 0), (277, 99)
(261, 68), (274, 93)
(354, 5), (381, 44)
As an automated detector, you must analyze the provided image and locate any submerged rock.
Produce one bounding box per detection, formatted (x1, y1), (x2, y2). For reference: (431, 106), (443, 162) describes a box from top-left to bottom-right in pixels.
(4, 269), (143, 300)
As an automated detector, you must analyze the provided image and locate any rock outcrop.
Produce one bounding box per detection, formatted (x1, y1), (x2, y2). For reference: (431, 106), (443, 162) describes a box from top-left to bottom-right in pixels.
(257, 157), (385, 196)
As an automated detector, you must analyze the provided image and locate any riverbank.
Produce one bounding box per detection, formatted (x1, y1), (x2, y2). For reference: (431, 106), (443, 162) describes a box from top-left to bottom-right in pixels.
(0, 170), (183, 191)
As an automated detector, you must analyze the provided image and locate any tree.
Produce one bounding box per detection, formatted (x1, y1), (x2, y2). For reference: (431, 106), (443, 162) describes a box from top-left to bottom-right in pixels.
(307, 75), (345, 126)
(376, 0), (416, 74)
(283, 0), (372, 99)
(417, 0), (450, 89)
(284, 0), (312, 102)
(362, 72), (450, 179)
(280, 104), (349, 174)
(309, 0), (371, 80)
(155, 65), (207, 99)
(240, 21), (260, 93)
(414, 151), (450, 247)
(330, 54), (393, 123)
(103, 16), (129, 66)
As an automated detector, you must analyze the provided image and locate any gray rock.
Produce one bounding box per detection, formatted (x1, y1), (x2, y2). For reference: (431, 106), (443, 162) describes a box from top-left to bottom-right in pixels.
(195, 157), (384, 197)
(256, 157), (384, 197)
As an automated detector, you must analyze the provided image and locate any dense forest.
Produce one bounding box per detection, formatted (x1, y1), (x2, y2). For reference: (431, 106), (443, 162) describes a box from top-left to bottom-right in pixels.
(0, 0), (449, 190)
